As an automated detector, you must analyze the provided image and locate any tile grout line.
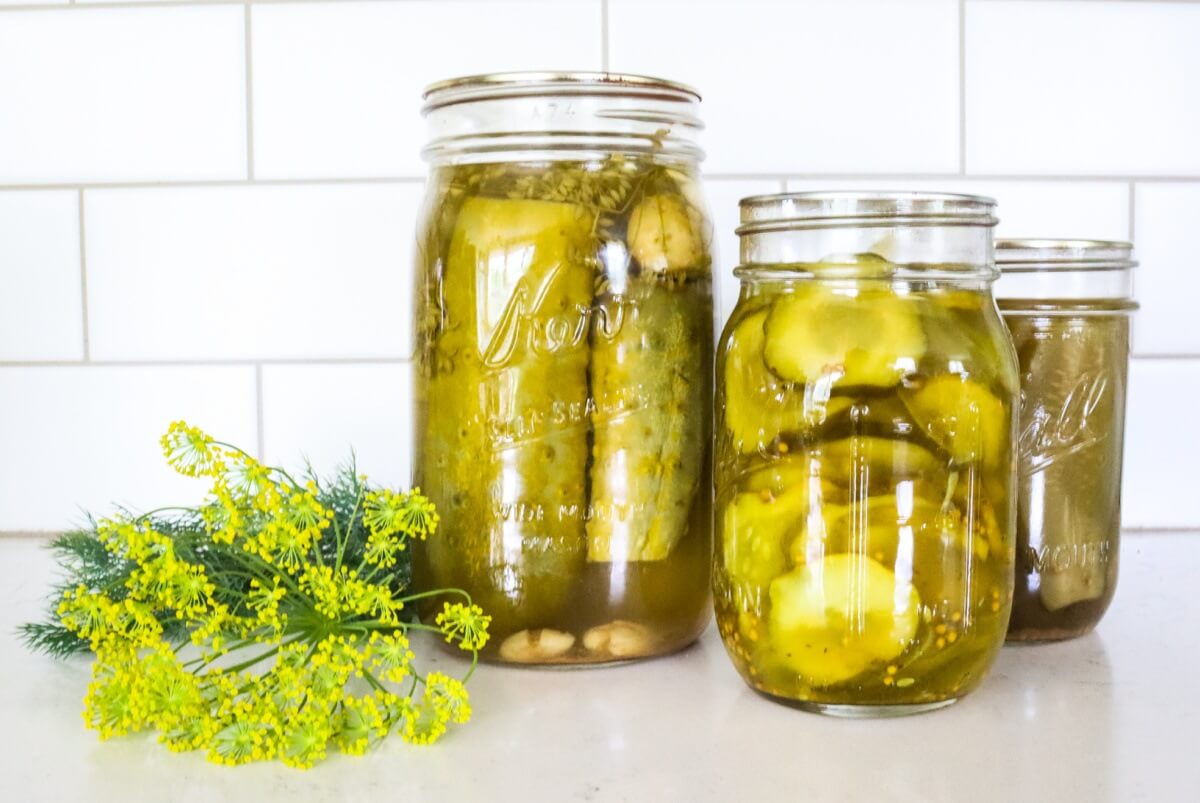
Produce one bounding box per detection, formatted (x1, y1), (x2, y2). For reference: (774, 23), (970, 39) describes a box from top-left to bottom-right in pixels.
(77, 190), (91, 361)
(254, 364), (266, 461)
(244, 3), (256, 180)
(5, 174), (1199, 193)
(958, 0), (967, 176)
(599, 0), (609, 72)
(3, 354), (1200, 367)
(0, 357), (414, 367)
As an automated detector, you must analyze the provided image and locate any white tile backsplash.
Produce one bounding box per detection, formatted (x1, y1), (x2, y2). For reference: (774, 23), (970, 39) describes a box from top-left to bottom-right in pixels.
(0, 191), (83, 361)
(84, 183), (422, 361)
(251, 0), (602, 179)
(704, 178), (782, 327)
(0, 0), (1196, 531)
(1131, 183), (1199, 356)
(261, 363), (413, 488)
(1123, 359), (1200, 529)
(966, 1), (1200, 176)
(0, 7), (246, 185)
(0, 366), (256, 531)
(611, 0), (960, 175)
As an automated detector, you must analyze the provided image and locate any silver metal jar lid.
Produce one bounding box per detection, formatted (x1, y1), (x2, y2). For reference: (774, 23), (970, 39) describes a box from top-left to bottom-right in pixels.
(737, 191), (998, 234)
(422, 72), (701, 113)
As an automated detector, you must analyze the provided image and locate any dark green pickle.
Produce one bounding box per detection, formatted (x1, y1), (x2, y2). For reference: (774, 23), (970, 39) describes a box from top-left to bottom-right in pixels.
(413, 156), (714, 664)
(995, 239), (1137, 642)
(1002, 299), (1134, 640)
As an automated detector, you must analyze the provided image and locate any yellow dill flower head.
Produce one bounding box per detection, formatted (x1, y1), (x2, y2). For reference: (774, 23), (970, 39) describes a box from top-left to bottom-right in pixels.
(161, 421), (226, 478)
(336, 694), (388, 756)
(367, 631), (414, 684)
(363, 488), (439, 540)
(435, 602), (491, 651)
(398, 696), (450, 746)
(425, 672), (472, 725)
(280, 708), (333, 770)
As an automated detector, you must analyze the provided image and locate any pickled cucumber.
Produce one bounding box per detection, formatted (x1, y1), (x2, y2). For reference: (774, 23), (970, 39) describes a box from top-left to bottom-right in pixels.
(713, 274), (1017, 706)
(587, 277), (709, 561)
(762, 284), (925, 389)
(767, 554), (921, 686)
(627, 194), (708, 275)
(418, 195), (593, 633)
(901, 375), (1007, 466)
(414, 156), (715, 665)
(723, 308), (851, 453)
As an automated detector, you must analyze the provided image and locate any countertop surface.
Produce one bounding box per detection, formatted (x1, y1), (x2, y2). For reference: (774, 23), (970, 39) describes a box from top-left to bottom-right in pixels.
(0, 533), (1196, 803)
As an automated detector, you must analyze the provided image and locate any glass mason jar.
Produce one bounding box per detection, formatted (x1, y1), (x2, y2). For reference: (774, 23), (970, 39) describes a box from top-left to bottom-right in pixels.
(412, 73), (714, 665)
(713, 192), (1019, 715)
(994, 239), (1137, 642)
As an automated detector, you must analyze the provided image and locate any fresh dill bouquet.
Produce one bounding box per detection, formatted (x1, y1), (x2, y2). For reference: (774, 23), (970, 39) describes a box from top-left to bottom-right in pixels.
(20, 421), (490, 769)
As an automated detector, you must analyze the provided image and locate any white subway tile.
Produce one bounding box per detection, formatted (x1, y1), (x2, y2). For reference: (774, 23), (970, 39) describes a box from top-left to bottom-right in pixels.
(261, 363), (412, 489)
(705, 178), (781, 329)
(1131, 183), (1199, 355)
(84, 183), (422, 361)
(610, 0), (959, 175)
(0, 191), (82, 360)
(966, 1), (1200, 176)
(784, 178), (1130, 241)
(1122, 359), (1200, 528)
(0, 366), (256, 531)
(251, 1), (602, 179)
(0, 7), (246, 184)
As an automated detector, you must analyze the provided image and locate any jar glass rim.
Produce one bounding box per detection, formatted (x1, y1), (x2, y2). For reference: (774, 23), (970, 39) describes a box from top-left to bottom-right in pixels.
(737, 190), (998, 234)
(995, 238), (1136, 272)
(422, 72), (701, 113)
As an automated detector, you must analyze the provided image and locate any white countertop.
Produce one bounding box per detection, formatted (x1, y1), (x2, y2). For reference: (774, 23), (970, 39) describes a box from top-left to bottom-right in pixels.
(0, 533), (1195, 803)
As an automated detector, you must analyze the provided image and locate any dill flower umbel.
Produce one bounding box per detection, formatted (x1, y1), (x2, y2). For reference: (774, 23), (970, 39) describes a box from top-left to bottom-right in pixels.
(29, 422), (487, 770)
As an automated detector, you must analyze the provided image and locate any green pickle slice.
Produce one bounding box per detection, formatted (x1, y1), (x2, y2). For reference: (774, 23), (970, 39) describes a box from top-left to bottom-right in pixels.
(723, 309), (851, 453)
(421, 195), (594, 633)
(763, 284), (925, 389)
(587, 277), (708, 562)
(901, 375), (1006, 465)
(767, 553), (921, 686)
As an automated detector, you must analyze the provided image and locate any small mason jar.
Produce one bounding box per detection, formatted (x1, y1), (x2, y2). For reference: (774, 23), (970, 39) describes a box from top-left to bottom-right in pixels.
(412, 73), (715, 665)
(995, 239), (1137, 642)
(714, 192), (1019, 715)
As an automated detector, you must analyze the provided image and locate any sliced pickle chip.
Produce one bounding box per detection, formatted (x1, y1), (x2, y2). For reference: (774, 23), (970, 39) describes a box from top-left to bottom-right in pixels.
(767, 553), (920, 687)
(722, 482), (808, 591)
(813, 435), (945, 491)
(762, 285), (925, 389)
(901, 375), (1007, 465)
(627, 194), (707, 274)
(723, 309), (851, 453)
(787, 492), (992, 609)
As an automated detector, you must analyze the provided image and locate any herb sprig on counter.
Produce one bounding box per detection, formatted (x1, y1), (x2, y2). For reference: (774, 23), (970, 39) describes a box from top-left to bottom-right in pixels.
(19, 422), (490, 769)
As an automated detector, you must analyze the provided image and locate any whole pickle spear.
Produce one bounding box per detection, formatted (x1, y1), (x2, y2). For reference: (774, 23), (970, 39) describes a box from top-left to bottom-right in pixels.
(587, 277), (709, 561)
(587, 192), (711, 562)
(420, 195), (593, 632)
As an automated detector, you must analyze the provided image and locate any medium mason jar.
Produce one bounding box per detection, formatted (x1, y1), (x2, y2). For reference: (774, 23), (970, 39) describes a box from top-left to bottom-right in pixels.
(412, 73), (714, 665)
(714, 192), (1019, 715)
(995, 239), (1137, 642)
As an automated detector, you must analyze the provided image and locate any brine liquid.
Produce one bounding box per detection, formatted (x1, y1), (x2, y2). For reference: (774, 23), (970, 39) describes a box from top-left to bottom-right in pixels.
(1001, 300), (1132, 641)
(412, 158), (714, 664)
(714, 276), (1018, 709)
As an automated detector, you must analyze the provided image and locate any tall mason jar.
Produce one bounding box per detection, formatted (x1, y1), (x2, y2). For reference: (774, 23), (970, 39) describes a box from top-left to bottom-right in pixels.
(995, 239), (1137, 642)
(412, 73), (714, 665)
(714, 192), (1018, 715)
